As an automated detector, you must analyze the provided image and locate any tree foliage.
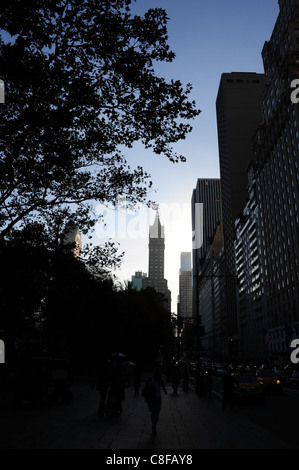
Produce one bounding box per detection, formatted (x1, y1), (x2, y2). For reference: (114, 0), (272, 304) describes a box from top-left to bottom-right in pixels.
(0, 0), (200, 240)
(0, 238), (173, 371)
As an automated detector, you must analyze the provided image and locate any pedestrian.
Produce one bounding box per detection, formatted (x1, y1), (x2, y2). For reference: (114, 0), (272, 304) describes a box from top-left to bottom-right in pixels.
(182, 362), (189, 391)
(133, 364), (142, 396)
(171, 364), (181, 394)
(106, 359), (126, 416)
(221, 369), (238, 410)
(95, 360), (111, 415)
(143, 367), (167, 437)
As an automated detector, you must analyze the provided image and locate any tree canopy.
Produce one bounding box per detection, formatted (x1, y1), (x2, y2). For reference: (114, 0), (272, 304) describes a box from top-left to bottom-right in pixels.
(0, 0), (200, 241)
(0, 237), (173, 371)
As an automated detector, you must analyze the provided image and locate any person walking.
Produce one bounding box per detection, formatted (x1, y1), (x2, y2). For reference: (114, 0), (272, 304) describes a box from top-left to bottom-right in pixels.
(143, 367), (167, 437)
(133, 364), (142, 396)
(95, 360), (111, 415)
(171, 364), (181, 394)
(106, 359), (126, 416)
(221, 369), (238, 410)
(182, 362), (189, 392)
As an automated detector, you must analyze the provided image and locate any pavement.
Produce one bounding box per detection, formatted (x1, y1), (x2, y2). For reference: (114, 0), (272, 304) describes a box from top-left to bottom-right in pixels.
(0, 375), (296, 451)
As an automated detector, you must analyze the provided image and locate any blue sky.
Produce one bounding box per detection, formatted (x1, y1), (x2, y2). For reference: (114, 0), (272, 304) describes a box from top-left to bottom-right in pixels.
(96, 0), (280, 311)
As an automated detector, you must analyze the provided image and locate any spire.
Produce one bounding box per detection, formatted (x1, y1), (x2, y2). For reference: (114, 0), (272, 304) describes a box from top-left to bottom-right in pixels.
(149, 210), (164, 239)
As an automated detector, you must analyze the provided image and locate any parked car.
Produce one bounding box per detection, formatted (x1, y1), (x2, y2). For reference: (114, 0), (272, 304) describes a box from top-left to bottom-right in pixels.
(273, 368), (289, 385)
(256, 370), (283, 394)
(213, 364), (228, 376)
(233, 374), (265, 404)
(286, 372), (299, 389)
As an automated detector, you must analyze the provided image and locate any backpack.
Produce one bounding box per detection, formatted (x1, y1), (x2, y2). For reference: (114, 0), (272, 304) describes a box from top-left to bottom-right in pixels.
(141, 378), (156, 403)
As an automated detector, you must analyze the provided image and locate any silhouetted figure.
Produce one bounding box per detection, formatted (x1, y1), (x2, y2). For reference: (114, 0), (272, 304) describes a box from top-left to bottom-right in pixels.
(106, 360), (125, 416)
(182, 362), (189, 391)
(96, 360), (111, 415)
(171, 365), (181, 394)
(204, 369), (213, 398)
(145, 367), (167, 436)
(134, 364), (142, 396)
(221, 370), (238, 410)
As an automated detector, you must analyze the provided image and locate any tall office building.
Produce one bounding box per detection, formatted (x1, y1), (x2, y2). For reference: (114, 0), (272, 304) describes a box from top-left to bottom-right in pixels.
(197, 221), (227, 358)
(178, 253), (192, 320)
(61, 220), (82, 258)
(216, 73), (265, 350)
(142, 212), (171, 312)
(251, 0), (299, 360)
(234, 163), (267, 360)
(216, 72), (265, 274)
(191, 179), (222, 319)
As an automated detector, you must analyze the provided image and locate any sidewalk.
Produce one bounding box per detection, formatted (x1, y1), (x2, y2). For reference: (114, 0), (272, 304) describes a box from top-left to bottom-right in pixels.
(0, 377), (294, 449)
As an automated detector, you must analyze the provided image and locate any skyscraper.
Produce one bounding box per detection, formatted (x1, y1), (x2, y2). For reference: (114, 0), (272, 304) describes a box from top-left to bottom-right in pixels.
(61, 220), (82, 258)
(216, 73), (265, 351)
(178, 252), (192, 320)
(250, 0), (299, 360)
(142, 212), (171, 312)
(216, 72), (265, 275)
(234, 163), (267, 359)
(191, 179), (222, 319)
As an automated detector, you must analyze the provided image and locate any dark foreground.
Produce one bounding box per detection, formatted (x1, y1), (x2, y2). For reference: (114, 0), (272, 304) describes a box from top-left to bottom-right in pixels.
(0, 374), (298, 451)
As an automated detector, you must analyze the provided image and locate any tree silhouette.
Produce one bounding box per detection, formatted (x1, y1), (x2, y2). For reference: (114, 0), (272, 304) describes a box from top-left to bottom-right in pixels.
(0, 0), (200, 239)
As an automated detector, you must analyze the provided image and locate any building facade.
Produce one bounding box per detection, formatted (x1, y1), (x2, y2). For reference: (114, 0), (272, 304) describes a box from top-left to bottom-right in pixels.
(251, 0), (299, 361)
(131, 271), (147, 291)
(196, 222), (228, 359)
(178, 252), (192, 320)
(191, 179), (222, 320)
(62, 221), (82, 258)
(142, 212), (171, 312)
(234, 163), (268, 360)
(216, 72), (265, 353)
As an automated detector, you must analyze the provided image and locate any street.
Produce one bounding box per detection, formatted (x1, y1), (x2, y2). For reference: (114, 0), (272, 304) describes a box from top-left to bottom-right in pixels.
(0, 375), (298, 450)
(211, 375), (299, 448)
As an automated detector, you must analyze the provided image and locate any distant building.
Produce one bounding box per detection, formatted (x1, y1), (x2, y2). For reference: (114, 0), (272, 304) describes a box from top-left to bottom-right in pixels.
(197, 222), (228, 358)
(191, 179), (222, 319)
(178, 253), (192, 320)
(131, 271), (147, 291)
(62, 221), (82, 258)
(142, 212), (171, 312)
